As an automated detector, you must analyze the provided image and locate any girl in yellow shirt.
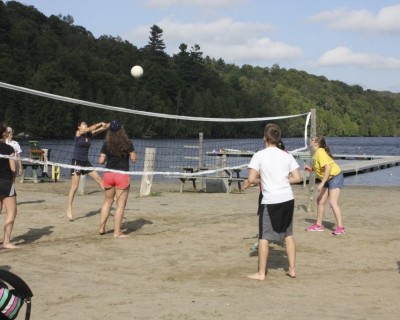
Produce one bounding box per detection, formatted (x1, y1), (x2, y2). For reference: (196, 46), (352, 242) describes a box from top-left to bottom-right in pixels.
(304, 135), (345, 235)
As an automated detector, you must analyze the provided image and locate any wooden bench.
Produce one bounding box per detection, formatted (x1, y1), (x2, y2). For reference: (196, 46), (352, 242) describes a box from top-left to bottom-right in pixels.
(20, 162), (52, 183)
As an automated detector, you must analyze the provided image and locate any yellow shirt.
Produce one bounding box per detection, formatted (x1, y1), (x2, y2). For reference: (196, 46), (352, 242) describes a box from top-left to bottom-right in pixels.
(312, 148), (341, 180)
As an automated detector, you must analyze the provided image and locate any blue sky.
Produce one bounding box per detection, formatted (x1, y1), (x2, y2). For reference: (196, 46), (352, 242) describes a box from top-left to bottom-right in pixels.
(16, 0), (400, 92)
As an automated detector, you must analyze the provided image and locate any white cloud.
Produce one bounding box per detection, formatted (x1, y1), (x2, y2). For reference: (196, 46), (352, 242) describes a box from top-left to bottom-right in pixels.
(128, 17), (302, 63)
(316, 46), (400, 69)
(311, 5), (400, 33)
(146, 0), (245, 9)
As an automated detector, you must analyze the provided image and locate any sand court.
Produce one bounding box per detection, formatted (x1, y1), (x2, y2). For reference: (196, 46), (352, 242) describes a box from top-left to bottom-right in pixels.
(1, 181), (399, 319)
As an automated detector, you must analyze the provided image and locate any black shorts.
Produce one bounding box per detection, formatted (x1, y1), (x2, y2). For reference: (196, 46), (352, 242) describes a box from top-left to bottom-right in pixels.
(70, 159), (94, 176)
(258, 199), (294, 242)
(0, 179), (17, 198)
(257, 191), (263, 215)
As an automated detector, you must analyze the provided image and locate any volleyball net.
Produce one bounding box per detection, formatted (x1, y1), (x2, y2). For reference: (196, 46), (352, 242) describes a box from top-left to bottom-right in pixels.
(0, 81), (312, 181)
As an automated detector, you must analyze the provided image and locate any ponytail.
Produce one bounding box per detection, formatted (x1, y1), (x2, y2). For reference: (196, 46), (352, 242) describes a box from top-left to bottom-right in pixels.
(314, 135), (333, 158)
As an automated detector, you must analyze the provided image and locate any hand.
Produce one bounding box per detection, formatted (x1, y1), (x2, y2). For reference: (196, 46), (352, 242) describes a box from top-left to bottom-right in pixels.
(241, 179), (251, 191)
(317, 183), (324, 193)
(304, 164), (312, 172)
(18, 168), (22, 176)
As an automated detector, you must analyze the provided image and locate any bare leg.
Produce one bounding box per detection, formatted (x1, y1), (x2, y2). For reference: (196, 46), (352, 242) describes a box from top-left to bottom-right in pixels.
(99, 187), (115, 234)
(113, 187), (129, 238)
(328, 188), (343, 227)
(285, 236), (296, 278)
(67, 174), (80, 221)
(1, 196), (19, 249)
(316, 187), (329, 226)
(88, 171), (104, 191)
(247, 239), (269, 280)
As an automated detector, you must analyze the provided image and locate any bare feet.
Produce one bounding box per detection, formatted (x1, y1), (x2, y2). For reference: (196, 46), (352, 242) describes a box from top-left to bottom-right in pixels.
(287, 268), (296, 278)
(67, 209), (74, 221)
(1, 243), (19, 249)
(99, 226), (106, 235)
(114, 233), (129, 238)
(247, 272), (266, 281)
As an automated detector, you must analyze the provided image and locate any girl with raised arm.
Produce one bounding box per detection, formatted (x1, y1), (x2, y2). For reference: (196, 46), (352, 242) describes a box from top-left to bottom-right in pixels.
(67, 121), (109, 221)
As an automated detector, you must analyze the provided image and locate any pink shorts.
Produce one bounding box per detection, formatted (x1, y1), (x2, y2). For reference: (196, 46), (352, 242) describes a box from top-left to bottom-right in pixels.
(103, 172), (130, 189)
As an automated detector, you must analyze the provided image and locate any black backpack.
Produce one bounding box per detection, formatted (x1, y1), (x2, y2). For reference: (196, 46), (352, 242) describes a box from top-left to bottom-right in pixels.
(0, 269), (33, 320)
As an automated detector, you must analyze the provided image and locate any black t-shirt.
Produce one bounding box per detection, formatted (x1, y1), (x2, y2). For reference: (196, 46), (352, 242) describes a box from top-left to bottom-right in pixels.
(100, 142), (135, 171)
(0, 142), (15, 180)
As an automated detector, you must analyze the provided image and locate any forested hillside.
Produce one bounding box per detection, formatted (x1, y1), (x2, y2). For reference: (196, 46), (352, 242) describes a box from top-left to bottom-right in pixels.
(1, 0), (399, 138)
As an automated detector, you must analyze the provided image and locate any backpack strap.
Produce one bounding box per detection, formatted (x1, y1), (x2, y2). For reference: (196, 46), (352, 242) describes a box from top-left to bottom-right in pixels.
(0, 270), (33, 320)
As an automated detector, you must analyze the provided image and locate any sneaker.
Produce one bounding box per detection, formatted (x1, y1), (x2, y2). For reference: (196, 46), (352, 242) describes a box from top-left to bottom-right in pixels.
(305, 223), (325, 232)
(332, 227), (346, 235)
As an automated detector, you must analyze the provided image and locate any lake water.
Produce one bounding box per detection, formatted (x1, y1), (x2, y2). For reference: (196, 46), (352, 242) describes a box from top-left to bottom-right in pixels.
(18, 137), (400, 187)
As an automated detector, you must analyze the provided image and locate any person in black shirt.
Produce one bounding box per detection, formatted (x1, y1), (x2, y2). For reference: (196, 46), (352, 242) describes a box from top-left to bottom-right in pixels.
(0, 122), (18, 249)
(98, 120), (137, 238)
(67, 120), (109, 221)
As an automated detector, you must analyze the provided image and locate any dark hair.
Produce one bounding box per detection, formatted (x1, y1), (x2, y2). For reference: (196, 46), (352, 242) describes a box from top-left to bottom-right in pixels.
(0, 122), (7, 140)
(313, 135), (333, 158)
(105, 128), (132, 158)
(278, 140), (286, 151)
(264, 123), (281, 145)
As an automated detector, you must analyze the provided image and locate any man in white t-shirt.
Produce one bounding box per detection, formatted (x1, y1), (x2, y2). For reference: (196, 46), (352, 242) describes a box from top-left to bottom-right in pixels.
(246, 123), (301, 281)
(5, 127), (22, 176)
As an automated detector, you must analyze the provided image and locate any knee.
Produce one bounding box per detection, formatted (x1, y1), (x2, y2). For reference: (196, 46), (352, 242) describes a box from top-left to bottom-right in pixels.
(328, 200), (338, 208)
(103, 197), (114, 206)
(116, 200), (127, 209)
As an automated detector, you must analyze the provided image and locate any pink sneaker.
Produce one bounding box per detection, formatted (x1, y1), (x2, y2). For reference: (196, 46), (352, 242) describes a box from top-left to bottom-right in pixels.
(332, 227), (346, 235)
(305, 223), (324, 232)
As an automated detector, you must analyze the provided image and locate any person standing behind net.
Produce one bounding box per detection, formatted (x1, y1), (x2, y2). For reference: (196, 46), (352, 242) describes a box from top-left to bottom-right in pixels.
(5, 127), (22, 177)
(67, 121), (109, 221)
(304, 135), (345, 235)
(98, 120), (137, 238)
(247, 124), (301, 280)
(0, 123), (18, 249)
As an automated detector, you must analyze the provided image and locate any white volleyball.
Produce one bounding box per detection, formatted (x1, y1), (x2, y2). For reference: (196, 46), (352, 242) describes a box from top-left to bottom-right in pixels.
(131, 65), (143, 78)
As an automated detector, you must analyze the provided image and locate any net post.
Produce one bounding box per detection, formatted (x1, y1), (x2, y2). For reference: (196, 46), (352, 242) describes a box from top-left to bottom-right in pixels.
(198, 132), (205, 190)
(199, 132), (204, 168)
(306, 108), (317, 213)
(140, 147), (156, 197)
(78, 175), (86, 195)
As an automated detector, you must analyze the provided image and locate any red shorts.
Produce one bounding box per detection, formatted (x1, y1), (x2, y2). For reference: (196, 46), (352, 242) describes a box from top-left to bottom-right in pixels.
(103, 172), (130, 189)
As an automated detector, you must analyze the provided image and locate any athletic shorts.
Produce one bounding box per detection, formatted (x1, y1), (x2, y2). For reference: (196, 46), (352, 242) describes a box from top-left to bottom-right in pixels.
(323, 172), (344, 190)
(0, 179), (16, 198)
(70, 159), (93, 176)
(103, 172), (130, 189)
(258, 199), (294, 242)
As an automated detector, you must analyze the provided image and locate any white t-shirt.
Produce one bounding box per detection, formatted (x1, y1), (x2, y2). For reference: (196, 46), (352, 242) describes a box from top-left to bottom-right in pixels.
(248, 147), (299, 204)
(6, 139), (22, 155)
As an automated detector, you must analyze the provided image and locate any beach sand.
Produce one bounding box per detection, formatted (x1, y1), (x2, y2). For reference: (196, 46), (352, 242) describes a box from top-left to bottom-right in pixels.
(1, 179), (399, 319)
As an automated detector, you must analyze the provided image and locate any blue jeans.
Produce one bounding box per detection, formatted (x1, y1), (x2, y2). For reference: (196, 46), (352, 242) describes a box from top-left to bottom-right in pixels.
(323, 172), (344, 189)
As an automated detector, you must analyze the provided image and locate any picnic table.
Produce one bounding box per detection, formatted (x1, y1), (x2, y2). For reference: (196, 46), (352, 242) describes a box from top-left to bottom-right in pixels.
(172, 149), (254, 193)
